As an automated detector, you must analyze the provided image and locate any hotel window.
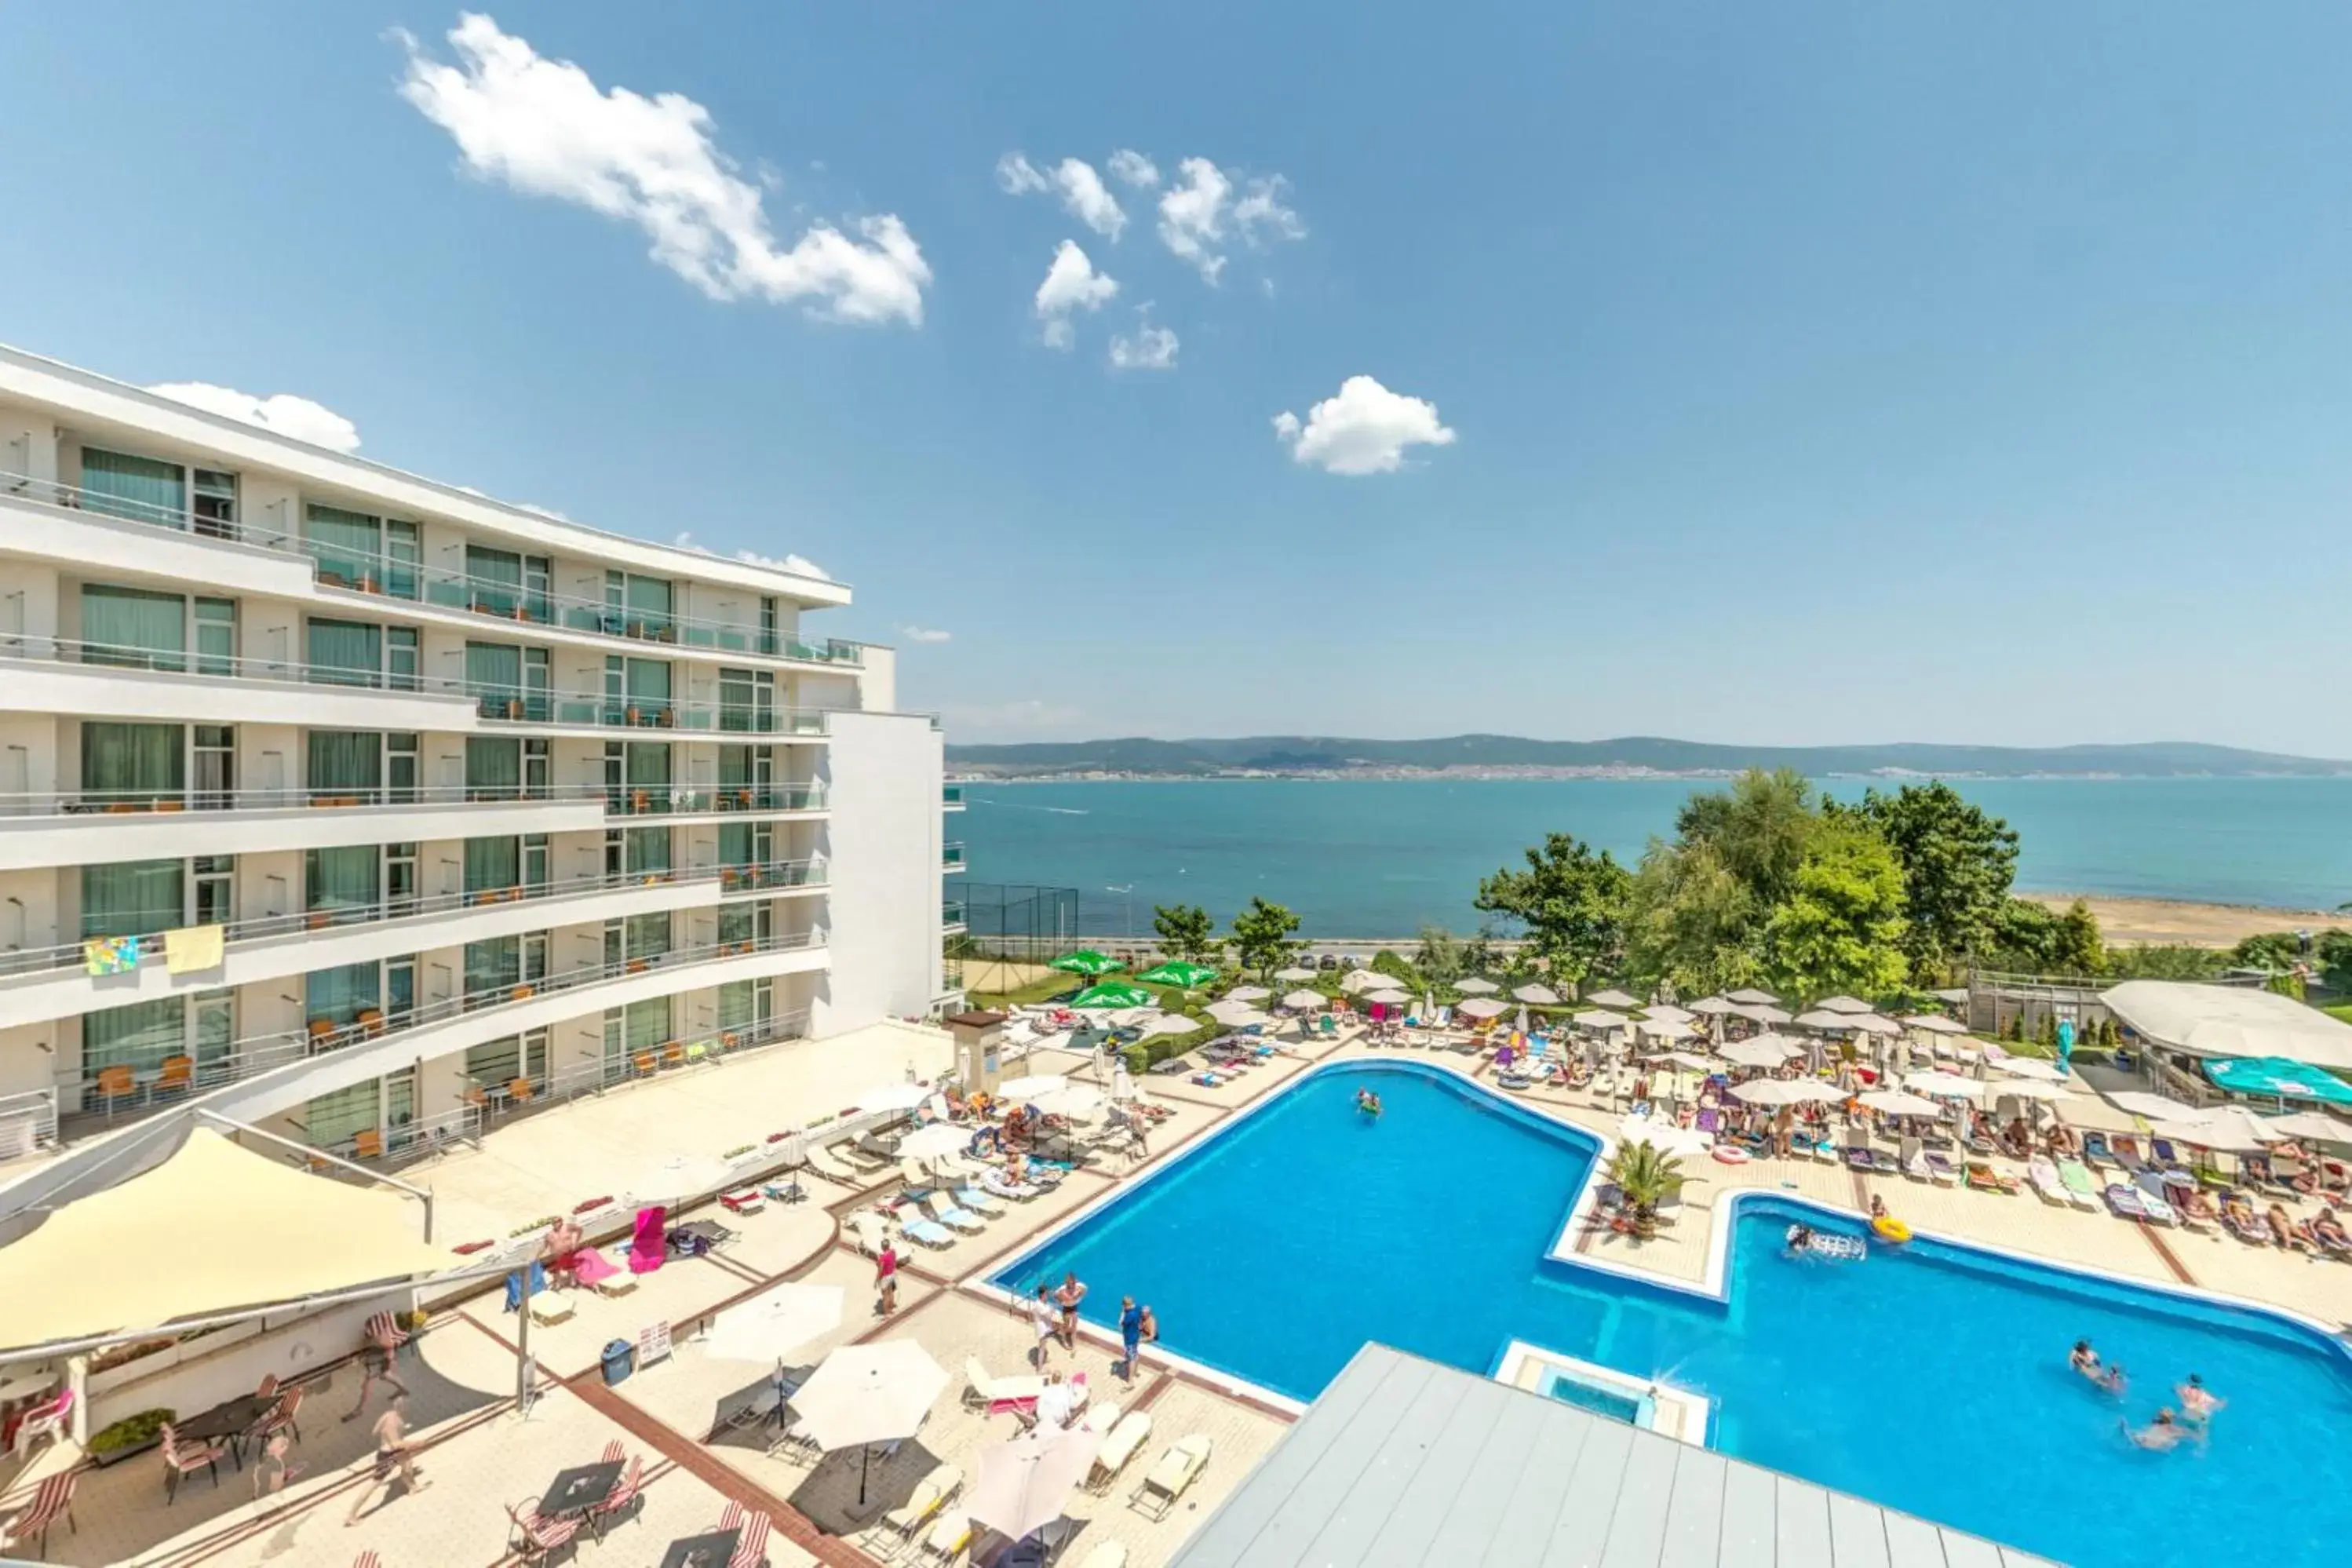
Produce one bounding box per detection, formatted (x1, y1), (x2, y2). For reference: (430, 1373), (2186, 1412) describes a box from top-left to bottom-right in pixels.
(523, 833), (550, 889)
(385, 842), (419, 915)
(306, 619), (383, 687)
(306, 731), (381, 802)
(78, 447), (185, 527)
(464, 931), (545, 997)
(465, 1031), (548, 1088)
(194, 599), (236, 675)
(82, 859), (182, 939)
(603, 740), (671, 811)
(759, 596), (778, 656)
(718, 900), (770, 949)
(386, 955), (418, 1022)
(304, 506), (419, 598)
(717, 668), (775, 733)
(467, 642), (550, 720)
(193, 725), (234, 809)
(622, 997), (670, 1054)
(463, 834), (521, 895)
(386, 626), (420, 689)
(606, 571), (673, 639)
(192, 855), (235, 927)
(302, 1080), (385, 1150)
(305, 961), (380, 1028)
(717, 977), (773, 1031)
(79, 584), (188, 669)
(466, 737), (522, 800)
(82, 720), (184, 808)
(192, 469), (237, 537)
(82, 990), (232, 1086)
(603, 912), (671, 966)
(304, 844), (381, 920)
(603, 655), (672, 725)
(388, 732), (419, 803)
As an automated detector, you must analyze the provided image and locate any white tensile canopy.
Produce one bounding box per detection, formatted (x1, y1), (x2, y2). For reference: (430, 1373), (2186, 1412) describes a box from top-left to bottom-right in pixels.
(2100, 979), (2352, 1071)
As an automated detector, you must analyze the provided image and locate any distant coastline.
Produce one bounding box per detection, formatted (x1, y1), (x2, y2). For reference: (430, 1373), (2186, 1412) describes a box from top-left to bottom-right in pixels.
(950, 768), (2342, 784)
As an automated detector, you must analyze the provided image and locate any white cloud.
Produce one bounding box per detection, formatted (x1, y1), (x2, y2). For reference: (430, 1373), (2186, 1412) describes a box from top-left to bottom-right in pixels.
(1155, 157), (1305, 283)
(1033, 240), (1118, 350)
(1108, 320), (1179, 372)
(1272, 375), (1457, 476)
(397, 13), (930, 326)
(899, 625), (952, 644)
(672, 529), (829, 580)
(146, 382), (361, 453)
(997, 152), (1126, 240)
(1107, 148), (1159, 188)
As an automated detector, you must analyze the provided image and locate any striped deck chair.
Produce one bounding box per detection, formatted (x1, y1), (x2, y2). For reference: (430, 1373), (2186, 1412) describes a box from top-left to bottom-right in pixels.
(3, 1468), (78, 1555)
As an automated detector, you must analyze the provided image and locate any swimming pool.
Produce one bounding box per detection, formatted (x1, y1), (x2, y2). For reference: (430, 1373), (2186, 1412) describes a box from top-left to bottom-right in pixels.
(990, 1061), (2352, 1568)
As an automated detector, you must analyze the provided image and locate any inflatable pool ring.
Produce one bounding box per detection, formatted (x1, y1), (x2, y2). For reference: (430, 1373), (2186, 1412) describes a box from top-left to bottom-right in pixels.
(1712, 1145), (1751, 1166)
(1872, 1216), (1912, 1244)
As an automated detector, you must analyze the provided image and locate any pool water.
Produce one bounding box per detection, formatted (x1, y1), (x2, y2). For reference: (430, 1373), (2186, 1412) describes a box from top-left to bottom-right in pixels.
(993, 1063), (2352, 1568)
(1542, 1372), (1648, 1426)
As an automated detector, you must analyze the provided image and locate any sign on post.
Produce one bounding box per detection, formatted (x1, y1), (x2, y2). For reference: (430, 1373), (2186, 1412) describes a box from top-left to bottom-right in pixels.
(636, 1318), (673, 1368)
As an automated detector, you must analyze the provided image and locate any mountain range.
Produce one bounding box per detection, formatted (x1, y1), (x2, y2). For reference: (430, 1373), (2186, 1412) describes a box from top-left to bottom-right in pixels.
(943, 735), (2351, 779)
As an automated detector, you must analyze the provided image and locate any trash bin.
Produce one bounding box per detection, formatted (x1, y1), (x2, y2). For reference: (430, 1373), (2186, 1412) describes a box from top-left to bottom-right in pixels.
(600, 1338), (635, 1387)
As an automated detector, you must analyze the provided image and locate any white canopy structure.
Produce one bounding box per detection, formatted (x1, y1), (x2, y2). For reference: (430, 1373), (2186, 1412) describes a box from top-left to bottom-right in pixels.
(1814, 995), (1877, 1015)
(2100, 980), (2352, 1071)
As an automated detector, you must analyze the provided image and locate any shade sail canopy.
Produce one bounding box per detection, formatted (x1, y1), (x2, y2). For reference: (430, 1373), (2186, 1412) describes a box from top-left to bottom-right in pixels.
(0, 1128), (449, 1351)
(2102, 980), (2352, 1070)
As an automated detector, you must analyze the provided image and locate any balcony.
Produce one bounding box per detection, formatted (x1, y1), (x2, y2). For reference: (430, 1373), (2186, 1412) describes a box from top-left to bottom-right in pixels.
(0, 636), (842, 738)
(943, 841), (966, 873)
(604, 783), (826, 819)
(943, 784), (966, 810)
(0, 471), (861, 666)
(56, 928), (830, 1130)
(942, 900), (966, 934)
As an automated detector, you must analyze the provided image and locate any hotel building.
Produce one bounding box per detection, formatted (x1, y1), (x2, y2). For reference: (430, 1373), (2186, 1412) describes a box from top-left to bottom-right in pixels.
(0, 345), (961, 1175)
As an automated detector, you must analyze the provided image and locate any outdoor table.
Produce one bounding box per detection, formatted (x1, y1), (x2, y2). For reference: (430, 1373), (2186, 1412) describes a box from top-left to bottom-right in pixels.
(658, 1528), (742, 1568)
(669, 1219), (731, 1255)
(178, 1393), (275, 1468)
(536, 1458), (625, 1519)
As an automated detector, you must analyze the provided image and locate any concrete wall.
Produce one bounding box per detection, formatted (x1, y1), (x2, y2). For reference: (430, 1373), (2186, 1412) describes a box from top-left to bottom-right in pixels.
(812, 711), (941, 1034)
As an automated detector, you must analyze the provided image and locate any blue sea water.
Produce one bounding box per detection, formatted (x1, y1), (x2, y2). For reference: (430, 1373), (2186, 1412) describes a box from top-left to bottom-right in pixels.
(992, 1063), (2352, 1568)
(955, 775), (2352, 935)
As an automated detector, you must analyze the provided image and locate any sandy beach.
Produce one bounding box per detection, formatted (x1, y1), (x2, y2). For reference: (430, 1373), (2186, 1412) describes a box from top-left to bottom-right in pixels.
(2027, 893), (2352, 946)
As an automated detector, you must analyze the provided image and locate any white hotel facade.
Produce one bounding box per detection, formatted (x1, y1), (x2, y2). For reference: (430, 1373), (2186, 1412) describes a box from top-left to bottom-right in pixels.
(0, 345), (963, 1173)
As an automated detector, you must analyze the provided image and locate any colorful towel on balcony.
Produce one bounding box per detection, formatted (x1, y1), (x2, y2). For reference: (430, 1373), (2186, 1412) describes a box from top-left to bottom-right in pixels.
(163, 924), (225, 974)
(82, 935), (140, 975)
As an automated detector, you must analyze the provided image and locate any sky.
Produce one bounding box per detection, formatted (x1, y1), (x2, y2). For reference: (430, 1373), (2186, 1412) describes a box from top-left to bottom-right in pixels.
(3, 3), (2350, 753)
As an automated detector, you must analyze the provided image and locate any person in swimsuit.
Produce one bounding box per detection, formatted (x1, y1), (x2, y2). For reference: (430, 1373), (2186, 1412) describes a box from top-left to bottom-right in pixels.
(2122, 1409), (2185, 1451)
(1055, 1271), (1088, 1351)
(1030, 1284), (1058, 1369)
(2069, 1340), (2102, 1380)
(2177, 1373), (2224, 1427)
(345, 1394), (428, 1524)
(1785, 1223), (1814, 1256)
(342, 1320), (410, 1423)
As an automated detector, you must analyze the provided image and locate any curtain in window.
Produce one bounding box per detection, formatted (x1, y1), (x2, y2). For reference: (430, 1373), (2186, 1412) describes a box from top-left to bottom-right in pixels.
(80, 585), (187, 669)
(464, 836), (520, 894)
(465, 1036), (522, 1085)
(83, 996), (187, 1082)
(303, 505), (381, 587)
(717, 746), (753, 787)
(718, 903), (755, 946)
(82, 860), (183, 938)
(465, 545), (523, 614)
(717, 980), (756, 1030)
(80, 448), (184, 526)
(625, 576), (673, 629)
(305, 845), (380, 914)
(465, 738), (522, 797)
(82, 721), (184, 805)
(625, 742), (670, 789)
(306, 732), (381, 797)
(465, 936), (522, 997)
(305, 961), (380, 1026)
(465, 642), (523, 713)
(624, 912), (671, 961)
(717, 822), (753, 869)
(303, 1081), (381, 1149)
(624, 996), (672, 1052)
(718, 669), (756, 732)
(623, 826), (670, 875)
(306, 620), (381, 687)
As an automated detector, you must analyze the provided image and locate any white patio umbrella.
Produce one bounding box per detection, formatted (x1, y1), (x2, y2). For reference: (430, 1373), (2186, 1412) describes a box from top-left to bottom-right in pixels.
(1687, 997), (1738, 1016)
(858, 1083), (934, 1114)
(2157, 1104), (2283, 1151)
(1901, 1014), (1968, 1035)
(1514, 1005), (1532, 1036)
(1730, 1079), (1804, 1107)
(1585, 988), (1641, 1008)
(1814, 995), (1876, 1015)
(1205, 1000), (1264, 1026)
(789, 1340), (950, 1504)
(1225, 984), (1271, 1001)
(969, 1424), (1103, 1544)
(1454, 978), (1501, 995)
(1364, 989), (1410, 1006)
(1726, 988), (1781, 1005)
(895, 1123), (972, 1161)
(631, 1153), (734, 1205)
(1279, 990), (1325, 1011)
(1139, 1012), (1202, 1039)
(1990, 1079), (2073, 1104)
(1989, 1056), (2066, 1082)
(1457, 997), (1508, 1019)
(1657, 1050), (1721, 1073)
(1274, 966), (1318, 983)
(1615, 1115), (1713, 1158)
(1636, 1017), (1693, 1041)
(1512, 983), (1562, 1005)
(1858, 1089), (1943, 1118)
(704, 1282), (845, 1373)
(1840, 1014), (1898, 1037)
(1037, 1084), (1106, 1119)
(1721, 1036), (1800, 1069)
(2265, 1110), (2352, 1145)
(1738, 1004), (1794, 1026)
(1905, 1070), (1987, 1101)
(1787, 1081), (1851, 1105)
(1573, 1009), (1628, 1031)
(1340, 970), (1395, 994)
(1793, 1009), (1858, 1031)
(997, 1073), (1069, 1100)
(2106, 1091), (2208, 1121)
(1641, 1004), (1696, 1026)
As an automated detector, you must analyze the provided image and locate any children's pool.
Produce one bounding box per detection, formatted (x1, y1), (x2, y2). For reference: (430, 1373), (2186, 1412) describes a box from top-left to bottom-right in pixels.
(990, 1062), (2352, 1568)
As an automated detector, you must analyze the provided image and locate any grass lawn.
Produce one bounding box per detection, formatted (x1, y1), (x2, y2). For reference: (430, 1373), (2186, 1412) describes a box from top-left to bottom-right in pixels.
(2326, 1003), (2352, 1025)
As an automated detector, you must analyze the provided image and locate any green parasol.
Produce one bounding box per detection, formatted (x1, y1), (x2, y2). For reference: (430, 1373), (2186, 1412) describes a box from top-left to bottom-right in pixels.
(1136, 960), (1218, 988)
(1069, 981), (1155, 1009)
(1048, 950), (1125, 977)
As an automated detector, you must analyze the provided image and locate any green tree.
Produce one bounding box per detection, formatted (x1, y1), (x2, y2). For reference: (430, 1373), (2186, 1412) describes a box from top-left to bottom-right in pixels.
(1473, 833), (1632, 994)
(1835, 782), (2018, 981)
(1371, 949), (1422, 988)
(2230, 932), (2304, 972)
(2318, 930), (2352, 993)
(1228, 896), (1302, 978)
(1675, 769), (1818, 907)
(1603, 1140), (1686, 1240)
(1625, 838), (1765, 997)
(2103, 943), (2225, 981)
(1151, 903), (1221, 963)
(1758, 820), (1909, 1004)
(2050, 900), (2105, 976)
(1411, 924), (1463, 985)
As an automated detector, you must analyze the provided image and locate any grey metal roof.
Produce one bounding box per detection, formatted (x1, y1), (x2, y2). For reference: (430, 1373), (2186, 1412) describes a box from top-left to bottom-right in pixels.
(1166, 1344), (2062, 1568)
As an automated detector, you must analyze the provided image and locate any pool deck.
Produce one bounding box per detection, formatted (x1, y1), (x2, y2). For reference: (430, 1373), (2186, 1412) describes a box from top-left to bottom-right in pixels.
(9, 1019), (2345, 1568)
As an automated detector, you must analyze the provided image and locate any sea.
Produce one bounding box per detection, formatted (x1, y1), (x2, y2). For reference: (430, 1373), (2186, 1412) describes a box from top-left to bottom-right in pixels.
(950, 776), (2352, 937)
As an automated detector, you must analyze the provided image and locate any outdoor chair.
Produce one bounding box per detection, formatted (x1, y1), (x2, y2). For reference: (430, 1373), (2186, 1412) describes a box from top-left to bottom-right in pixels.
(160, 1421), (228, 1502)
(508, 1500), (581, 1563)
(587, 1454), (642, 1540)
(353, 1552), (383, 1568)
(364, 1310), (413, 1360)
(93, 1063), (138, 1120)
(726, 1502), (772, 1568)
(253, 1384), (304, 1449)
(9, 1387), (72, 1461)
(2, 1468), (78, 1556)
(155, 1054), (194, 1099)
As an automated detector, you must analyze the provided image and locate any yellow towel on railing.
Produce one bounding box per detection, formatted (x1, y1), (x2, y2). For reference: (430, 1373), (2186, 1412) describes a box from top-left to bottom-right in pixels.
(164, 924), (225, 973)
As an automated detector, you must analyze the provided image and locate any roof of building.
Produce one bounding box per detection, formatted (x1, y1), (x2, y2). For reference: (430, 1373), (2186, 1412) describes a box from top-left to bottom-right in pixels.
(2101, 979), (2352, 1070)
(1166, 1344), (2055, 1568)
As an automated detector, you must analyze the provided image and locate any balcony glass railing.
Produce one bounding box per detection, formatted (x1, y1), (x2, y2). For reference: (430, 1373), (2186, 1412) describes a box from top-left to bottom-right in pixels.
(605, 783), (826, 817)
(0, 781), (826, 820)
(2, 470), (862, 665)
(0, 636), (843, 737)
(943, 784), (965, 805)
(942, 901), (966, 926)
(943, 842), (966, 867)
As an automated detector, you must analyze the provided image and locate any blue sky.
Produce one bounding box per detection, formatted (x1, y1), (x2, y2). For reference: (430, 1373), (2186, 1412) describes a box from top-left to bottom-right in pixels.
(5, 4), (2350, 753)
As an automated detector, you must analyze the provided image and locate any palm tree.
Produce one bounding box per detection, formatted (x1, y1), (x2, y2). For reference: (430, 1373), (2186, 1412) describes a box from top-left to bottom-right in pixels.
(1604, 1140), (1687, 1241)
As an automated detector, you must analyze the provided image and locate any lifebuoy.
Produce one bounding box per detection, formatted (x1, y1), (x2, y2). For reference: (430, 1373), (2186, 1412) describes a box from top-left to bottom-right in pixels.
(1872, 1216), (1912, 1243)
(1712, 1146), (1751, 1165)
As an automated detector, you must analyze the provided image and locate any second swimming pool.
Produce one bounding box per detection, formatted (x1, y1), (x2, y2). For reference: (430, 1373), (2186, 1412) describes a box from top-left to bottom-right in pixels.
(990, 1061), (2352, 1568)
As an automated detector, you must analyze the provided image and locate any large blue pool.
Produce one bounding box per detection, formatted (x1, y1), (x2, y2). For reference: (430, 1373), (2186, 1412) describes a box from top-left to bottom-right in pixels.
(992, 1063), (2352, 1567)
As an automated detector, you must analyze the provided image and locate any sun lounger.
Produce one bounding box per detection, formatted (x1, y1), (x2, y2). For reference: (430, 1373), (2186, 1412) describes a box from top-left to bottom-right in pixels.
(917, 1511), (972, 1564)
(719, 1187), (765, 1215)
(899, 1159), (939, 1195)
(1965, 1161), (2019, 1195)
(2057, 1158), (2102, 1209)
(807, 1143), (868, 1184)
(1843, 1141), (1877, 1172)
(981, 1170), (1043, 1202)
(2221, 1194), (2270, 1245)
(845, 1212), (892, 1256)
(1132, 1434), (1212, 1521)
(2175, 1187), (2220, 1230)
(951, 1182), (1003, 1214)
(2105, 1182), (2149, 1219)
(924, 1193), (986, 1234)
(1086, 1409), (1153, 1493)
(1922, 1150), (1960, 1185)
(2029, 1157), (2070, 1205)
(2110, 1136), (2149, 1174)
(883, 1463), (961, 1542)
(1071, 1545), (1130, 1568)
(899, 1215), (954, 1248)
(962, 1358), (1046, 1413)
(2136, 1187), (2179, 1226)
(1899, 1136), (1930, 1181)
(2080, 1131), (2115, 1167)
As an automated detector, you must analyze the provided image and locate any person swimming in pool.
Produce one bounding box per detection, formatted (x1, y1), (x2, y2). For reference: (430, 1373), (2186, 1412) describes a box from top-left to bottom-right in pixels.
(2069, 1340), (2104, 1381)
(1355, 1088), (1382, 1117)
(2178, 1373), (2224, 1426)
(2097, 1362), (2128, 1397)
(1785, 1223), (1815, 1256)
(2122, 1409), (2186, 1451)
